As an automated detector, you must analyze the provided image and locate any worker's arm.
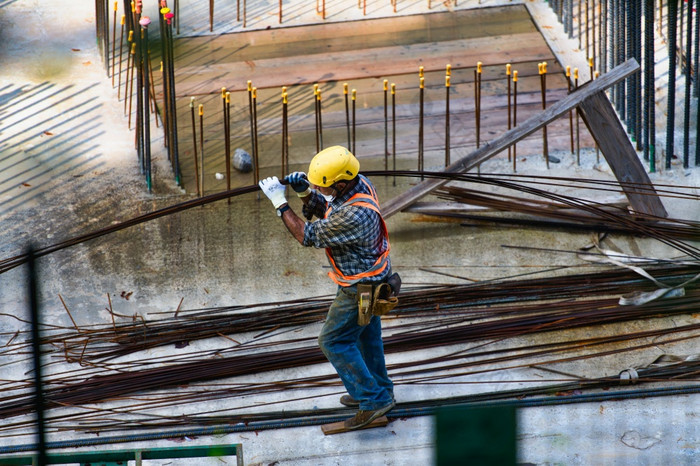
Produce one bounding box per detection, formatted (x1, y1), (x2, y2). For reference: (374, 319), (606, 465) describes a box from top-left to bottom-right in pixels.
(279, 206), (306, 244)
(259, 176), (307, 245)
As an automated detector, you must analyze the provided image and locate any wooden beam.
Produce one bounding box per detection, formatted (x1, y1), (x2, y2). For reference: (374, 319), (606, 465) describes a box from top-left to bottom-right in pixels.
(577, 91), (667, 217)
(381, 59), (641, 218)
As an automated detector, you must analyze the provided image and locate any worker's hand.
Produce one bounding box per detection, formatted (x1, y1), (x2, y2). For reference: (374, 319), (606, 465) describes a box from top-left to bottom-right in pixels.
(259, 176), (287, 209)
(284, 172), (311, 197)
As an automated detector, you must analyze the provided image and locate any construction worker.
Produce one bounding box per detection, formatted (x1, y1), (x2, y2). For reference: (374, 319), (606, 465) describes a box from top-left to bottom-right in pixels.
(259, 145), (396, 430)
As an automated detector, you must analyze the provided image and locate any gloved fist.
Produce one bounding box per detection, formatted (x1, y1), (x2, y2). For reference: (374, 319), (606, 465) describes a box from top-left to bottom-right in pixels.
(258, 176), (287, 209)
(284, 171), (311, 197)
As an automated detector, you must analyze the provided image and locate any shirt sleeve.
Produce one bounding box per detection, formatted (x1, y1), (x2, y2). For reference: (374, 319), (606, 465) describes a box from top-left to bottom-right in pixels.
(301, 191), (327, 220)
(302, 205), (378, 248)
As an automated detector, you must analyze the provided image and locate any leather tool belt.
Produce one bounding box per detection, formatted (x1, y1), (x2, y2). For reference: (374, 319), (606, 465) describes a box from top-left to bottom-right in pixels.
(357, 273), (401, 326)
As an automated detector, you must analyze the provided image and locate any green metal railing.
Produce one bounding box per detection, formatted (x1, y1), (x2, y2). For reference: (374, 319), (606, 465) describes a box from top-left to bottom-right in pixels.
(0, 443), (243, 466)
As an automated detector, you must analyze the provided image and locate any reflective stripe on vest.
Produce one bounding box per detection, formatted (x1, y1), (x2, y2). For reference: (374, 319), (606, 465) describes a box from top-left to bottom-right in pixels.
(324, 179), (390, 287)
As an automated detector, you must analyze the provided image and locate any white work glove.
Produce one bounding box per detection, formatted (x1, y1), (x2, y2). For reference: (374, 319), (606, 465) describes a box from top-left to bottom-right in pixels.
(258, 176), (287, 209)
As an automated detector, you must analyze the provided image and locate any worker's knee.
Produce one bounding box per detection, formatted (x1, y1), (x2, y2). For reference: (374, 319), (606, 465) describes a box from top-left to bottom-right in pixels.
(318, 333), (332, 356)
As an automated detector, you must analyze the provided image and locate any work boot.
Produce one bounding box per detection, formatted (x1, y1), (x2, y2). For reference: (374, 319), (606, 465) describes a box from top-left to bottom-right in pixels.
(340, 394), (395, 408)
(343, 400), (395, 431)
(340, 394), (360, 408)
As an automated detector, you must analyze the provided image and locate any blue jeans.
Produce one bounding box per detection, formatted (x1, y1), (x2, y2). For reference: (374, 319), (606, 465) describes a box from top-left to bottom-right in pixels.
(318, 285), (394, 411)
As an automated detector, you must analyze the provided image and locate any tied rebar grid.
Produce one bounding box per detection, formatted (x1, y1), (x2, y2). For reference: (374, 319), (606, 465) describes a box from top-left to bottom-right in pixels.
(548, 0), (699, 172)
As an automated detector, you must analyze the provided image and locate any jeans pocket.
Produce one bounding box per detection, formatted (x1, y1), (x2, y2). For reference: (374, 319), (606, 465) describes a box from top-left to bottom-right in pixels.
(340, 286), (357, 298)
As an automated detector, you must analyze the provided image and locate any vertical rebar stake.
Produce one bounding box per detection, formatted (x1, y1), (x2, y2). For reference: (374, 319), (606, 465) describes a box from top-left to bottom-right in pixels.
(666, 0), (678, 170)
(282, 89), (288, 176)
(253, 87), (260, 185)
(575, 68), (581, 166)
(566, 66), (575, 157)
(384, 79), (389, 171)
(124, 30), (133, 109)
(247, 81), (255, 186)
(314, 84), (320, 153)
(419, 71), (424, 180)
(392, 83), (396, 186)
(352, 89), (356, 154)
(506, 63), (512, 162)
(539, 62), (549, 169)
(128, 42), (136, 130)
(199, 104), (205, 196)
(226, 91), (232, 201)
(344, 83), (351, 148)
(512, 70), (518, 172)
(317, 89), (324, 151)
(445, 64), (451, 167)
(112, 2), (118, 86)
(190, 97), (200, 196)
(682, 2), (693, 168)
(117, 15), (125, 97)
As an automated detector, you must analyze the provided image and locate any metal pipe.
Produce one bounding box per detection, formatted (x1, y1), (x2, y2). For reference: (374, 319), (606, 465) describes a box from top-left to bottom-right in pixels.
(28, 245), (47, 466)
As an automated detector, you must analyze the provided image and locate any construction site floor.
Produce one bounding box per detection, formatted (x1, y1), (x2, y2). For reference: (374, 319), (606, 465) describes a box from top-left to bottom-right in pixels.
(0, 0), (699, 464)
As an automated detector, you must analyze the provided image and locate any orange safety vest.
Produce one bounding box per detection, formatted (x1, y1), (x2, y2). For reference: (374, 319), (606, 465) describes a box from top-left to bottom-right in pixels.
(323, 178), (391, 287)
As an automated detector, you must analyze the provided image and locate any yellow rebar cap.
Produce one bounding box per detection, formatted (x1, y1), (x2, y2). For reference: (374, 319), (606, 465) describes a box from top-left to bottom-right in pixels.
(307, 146), (360, 187)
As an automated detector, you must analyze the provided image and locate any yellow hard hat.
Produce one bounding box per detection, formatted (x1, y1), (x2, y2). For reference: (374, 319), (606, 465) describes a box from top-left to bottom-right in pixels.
(307, 146), (360, 187)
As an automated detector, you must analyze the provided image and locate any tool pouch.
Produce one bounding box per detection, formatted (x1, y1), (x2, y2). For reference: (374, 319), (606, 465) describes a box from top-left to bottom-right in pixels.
(357, 283), (374, 326)
(372, 283), (399, 316)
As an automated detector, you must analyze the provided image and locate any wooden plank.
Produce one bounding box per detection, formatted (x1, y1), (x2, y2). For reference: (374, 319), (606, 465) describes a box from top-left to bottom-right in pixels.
(577, 91), (668, 217)
(321, 416), (389, 435)
(174, 32), (552, 95)
(174, 7), (534, 64)
(381, 59), (641, 218)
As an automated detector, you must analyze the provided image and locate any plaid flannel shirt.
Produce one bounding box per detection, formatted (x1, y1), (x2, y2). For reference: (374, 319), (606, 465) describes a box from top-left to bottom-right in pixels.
(302, 175), (391, 284)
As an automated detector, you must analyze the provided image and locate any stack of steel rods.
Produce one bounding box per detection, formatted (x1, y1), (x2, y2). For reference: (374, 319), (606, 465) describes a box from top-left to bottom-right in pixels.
(0, 281), (698, 424)
(427, 184), (700, 240)
(14, 263), (698, 363)
(0, 318), (698, 435)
